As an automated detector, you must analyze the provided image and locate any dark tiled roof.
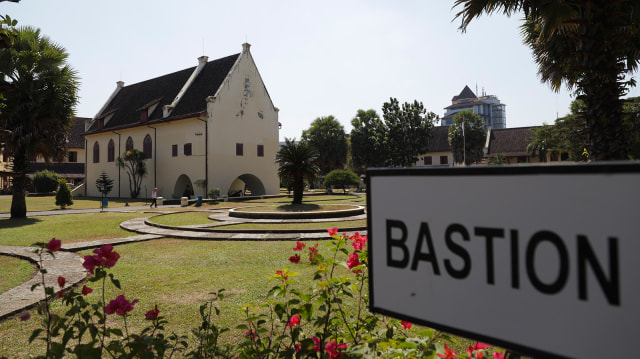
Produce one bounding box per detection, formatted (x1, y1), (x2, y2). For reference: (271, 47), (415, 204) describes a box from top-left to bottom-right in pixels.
(68, 117), (88, 148)
(427, 125), (452, 152)
(452, 85), (476, 102)
(87, 53), (240, 133)
(444, 99), (487, 110)
(486, 126), (538, 156)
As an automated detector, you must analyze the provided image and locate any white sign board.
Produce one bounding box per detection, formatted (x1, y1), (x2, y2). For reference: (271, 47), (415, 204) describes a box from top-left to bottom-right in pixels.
(367, 164), (640, 359)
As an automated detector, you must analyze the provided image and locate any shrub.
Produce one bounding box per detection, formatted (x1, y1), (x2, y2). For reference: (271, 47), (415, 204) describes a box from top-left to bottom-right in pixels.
(323, 169), (360, 193)
(208, 187), (221, 202)
(55, 179), (73, 209)
(32, 169), (60, 193)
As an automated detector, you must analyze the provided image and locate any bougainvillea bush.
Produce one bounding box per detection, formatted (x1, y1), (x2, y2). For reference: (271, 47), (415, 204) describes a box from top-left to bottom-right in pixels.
(5, 232), (506, 358)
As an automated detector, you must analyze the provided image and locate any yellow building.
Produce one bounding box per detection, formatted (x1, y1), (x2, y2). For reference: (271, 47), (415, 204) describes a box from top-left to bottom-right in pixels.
(84, 43), (279, 199)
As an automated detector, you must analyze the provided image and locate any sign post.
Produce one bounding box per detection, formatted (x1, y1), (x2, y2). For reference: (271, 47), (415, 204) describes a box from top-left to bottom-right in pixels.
(366, 163), (640, 359)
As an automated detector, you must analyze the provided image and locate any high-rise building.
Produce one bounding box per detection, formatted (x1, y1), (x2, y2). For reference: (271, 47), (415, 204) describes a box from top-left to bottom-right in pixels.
(441, 85), (506, 130)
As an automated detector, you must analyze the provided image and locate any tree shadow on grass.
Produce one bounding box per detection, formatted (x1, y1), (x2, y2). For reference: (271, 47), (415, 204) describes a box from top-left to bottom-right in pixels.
(0, 217), (43, 229)
(276, 203), (321, 212)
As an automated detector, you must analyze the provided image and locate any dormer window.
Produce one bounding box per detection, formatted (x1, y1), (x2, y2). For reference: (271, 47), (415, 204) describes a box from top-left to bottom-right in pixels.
(140, 109), (148, 122)
(98, 118), (104, 130)
(137, 99), (161, 123)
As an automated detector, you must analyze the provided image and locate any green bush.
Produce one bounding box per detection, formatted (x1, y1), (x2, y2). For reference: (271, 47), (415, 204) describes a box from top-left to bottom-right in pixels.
(323, 169), (360, 193)
(32, 169), (60, 193)
(55, 178), (73, 209)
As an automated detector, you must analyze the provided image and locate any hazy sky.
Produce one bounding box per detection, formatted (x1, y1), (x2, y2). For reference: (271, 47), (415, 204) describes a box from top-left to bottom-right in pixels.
(5, 0), (613, 141)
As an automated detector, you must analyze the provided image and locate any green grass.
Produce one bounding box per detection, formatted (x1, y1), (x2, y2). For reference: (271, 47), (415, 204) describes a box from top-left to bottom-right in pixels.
(147, 212), (217, 226)
(0, 239), (329, 358)
(215, 219), (367, 230)
(0, 195), (150, 213)
(0, 255), (34, 293)
(233, 203), (359, 213)
(0, 212), (149, 246)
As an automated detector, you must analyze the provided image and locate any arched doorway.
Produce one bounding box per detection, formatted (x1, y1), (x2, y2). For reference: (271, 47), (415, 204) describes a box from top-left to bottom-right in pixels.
(173, 174), (194, 198)
(228, 174), (266, 197)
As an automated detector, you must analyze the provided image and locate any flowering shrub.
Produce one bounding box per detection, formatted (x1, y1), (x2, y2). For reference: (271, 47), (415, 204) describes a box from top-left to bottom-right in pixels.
(5, 232), (506, 358)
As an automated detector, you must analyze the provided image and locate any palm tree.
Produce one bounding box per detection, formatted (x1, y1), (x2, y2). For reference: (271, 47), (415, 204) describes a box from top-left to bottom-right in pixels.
(116, 149), (148, 199)
(453, 0), (640, 160)
(0, 26), (79, 218)
(275, 138), (320, 205)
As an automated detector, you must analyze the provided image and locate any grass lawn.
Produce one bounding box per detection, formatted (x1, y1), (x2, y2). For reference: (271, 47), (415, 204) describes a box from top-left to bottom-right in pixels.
(0, 255), (34, 293)
(0, 195), (150, 213)
(0, 212), (149, 246)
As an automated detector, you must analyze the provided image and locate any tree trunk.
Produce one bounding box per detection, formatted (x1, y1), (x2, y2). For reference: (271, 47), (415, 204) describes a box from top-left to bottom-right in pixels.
(10, 150), (28, 219)
(292, 173), (304, 205)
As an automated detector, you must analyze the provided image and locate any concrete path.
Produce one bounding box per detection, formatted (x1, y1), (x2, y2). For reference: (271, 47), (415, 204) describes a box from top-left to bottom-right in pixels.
(0, 206), (367, 321)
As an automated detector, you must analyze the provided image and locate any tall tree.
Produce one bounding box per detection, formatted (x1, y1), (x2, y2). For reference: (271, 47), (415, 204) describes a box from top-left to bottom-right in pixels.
(95, 171), (114, 212)
(275, 138), (320, 205)
(116, 149), (148, 199)
(454, 0), (640, 160)
(0, 26), (79, 218)
(301, 116), (348, 174)
(448, 110), (487, 165)
(350, 109), (388, 173)
(382, 98), (436, 167)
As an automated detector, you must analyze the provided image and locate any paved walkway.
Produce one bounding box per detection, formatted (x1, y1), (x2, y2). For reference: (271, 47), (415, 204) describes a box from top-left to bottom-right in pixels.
(0, 206), (367, 321)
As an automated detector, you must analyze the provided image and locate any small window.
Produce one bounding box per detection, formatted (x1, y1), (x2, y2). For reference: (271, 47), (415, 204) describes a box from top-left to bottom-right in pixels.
(140, 109), (148, 122)
(172, 144), (178, 157)
(98, 118), (104, 130)
(257, 144), (264, 157)
(184, 143), (192, 156)
(440, 156), (448, 165)
(126, 137), (134, 151)
(424, 156), (432, 165)
(108, 139), (115, 162)
(68, 151), (77, 163)
(143, 134), (152, 159)
(93, 142), (100, 163)
(236, 143), (243, 156)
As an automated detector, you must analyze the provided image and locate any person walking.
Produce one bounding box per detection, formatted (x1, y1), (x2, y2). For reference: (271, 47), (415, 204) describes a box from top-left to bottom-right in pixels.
(150, 187), (158, 208)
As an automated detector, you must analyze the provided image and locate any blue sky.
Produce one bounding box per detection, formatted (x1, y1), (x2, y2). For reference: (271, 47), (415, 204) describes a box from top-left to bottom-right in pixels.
(4, 0), (606, 141)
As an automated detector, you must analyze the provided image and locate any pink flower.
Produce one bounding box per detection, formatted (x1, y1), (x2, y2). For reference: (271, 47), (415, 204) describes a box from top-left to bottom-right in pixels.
(327, 227), (338, 236)
(286, 314), (300, 327)
(347, 252), (362, 273)
(19, 311), (30, 322)
(468, 343), (489, 358)
(244, 329), (256, 339)
(308, 243), (320, 262)
(294, 343), (302, 353)
(105, 295), (138, 316)
(437, 344), (457, 359)
(401, 320), (412, 329)
(145, 304), (160, 319)
(325, 340), (347, 359)
(57, 276), (65, 288)
(93, 244), (120, 268)
(275, 270), (289, 282)
(293, 241), (305, 251)
(56, 291), (65, 299)
(47, 238), (61, 252)
(350, 232), (367, 251)
(81, 285), (93, 296)
(289, 254), (301, 264)
(493, 353), (505, 359)
(312, 336), (321, 352)
(82, 255), (100, 274)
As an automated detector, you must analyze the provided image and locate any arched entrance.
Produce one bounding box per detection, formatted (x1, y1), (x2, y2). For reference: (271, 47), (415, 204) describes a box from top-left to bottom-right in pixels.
(173, 174), (194, 198)
(228, 173), (266, 197)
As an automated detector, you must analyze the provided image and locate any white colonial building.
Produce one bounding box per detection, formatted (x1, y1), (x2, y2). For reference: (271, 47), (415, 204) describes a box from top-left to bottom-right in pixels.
(84, 43), (280, 199)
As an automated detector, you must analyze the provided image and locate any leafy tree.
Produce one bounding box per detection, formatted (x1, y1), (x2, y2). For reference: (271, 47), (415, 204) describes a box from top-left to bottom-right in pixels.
(448, 110), (487, 165)
(454, 0), (640, 160)
(350, 109), (388, 173)
(323, 169), (360, 193)
(116, 149), (148, 199)
(275, 138), (320, 205)
(32, 169), (60, 193)
(301, 116), (348, 174)
(55, 178), (73, 209)
(0, 26), (79, 218)
(207, 187), (221, 203)
(488, 153), (506, 165)
(95, 171), (114, 211)
(382, 98), (436, 167)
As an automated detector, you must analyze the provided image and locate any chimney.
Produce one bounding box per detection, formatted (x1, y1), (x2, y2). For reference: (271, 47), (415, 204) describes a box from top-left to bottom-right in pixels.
(242, 43), (251, 53)
(117, 81), (124, 88)
(198, 55), (208, 65)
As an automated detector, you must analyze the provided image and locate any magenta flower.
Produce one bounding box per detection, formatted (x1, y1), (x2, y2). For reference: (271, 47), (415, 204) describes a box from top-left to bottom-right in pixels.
(145, 304), (160, 319)
(57, 276), (66, 288)
(47, 238), (61, 252)
(81, 285), (93, 296)
(350, 232), (367, 251)
(83, 244), (120, 274)
(327, 227), (338, 236)
(105, 295), (138, 316)
(244, 329), (256, 339)
(437, 344), (457, 359)
(347, 252), (362, 273)
(401, 320), (412, 329)
(325, 340), (348, 359)
(293, 241), (306, 251)
(312, 336), (321, 352)
(289, 254), (301, 264)
(493, 353), (505, 359)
